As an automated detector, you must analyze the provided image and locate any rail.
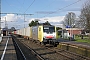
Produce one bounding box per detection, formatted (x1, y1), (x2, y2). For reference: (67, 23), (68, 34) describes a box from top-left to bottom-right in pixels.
(22, 42), (45, 60)
(12, 36), (26, 60)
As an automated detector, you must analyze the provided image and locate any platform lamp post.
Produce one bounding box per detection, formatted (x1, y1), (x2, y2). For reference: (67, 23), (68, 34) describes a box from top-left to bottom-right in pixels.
(69, 13), (72, 41)
(0, 0), (2, 42)
(71, 24), (75, 40)
(0, 0), (1, 37)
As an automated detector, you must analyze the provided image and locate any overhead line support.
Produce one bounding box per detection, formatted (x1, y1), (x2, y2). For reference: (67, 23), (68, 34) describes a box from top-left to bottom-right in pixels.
(1, 13), (33, 15)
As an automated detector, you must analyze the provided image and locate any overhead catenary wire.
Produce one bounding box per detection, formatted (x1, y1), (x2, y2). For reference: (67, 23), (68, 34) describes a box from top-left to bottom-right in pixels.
(1, 13), (33, 15)
(43, 0), (82, 17)
(23, 0), (35, 28)
(3, 0), (82, 18)
(24, 0), (36, 14)
(36, 0), (56, 14)
(17, 0), (25, 13)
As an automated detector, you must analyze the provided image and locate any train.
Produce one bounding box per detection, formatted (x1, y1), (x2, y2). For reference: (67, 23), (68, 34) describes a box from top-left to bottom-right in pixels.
(12, 25), (59, 46)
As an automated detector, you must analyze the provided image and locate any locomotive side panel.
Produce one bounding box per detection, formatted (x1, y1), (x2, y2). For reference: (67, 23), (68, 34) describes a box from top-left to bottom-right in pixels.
(55, 26), (58, 39)
(32, 26), (38, 40)
(38, 26), (43, 42)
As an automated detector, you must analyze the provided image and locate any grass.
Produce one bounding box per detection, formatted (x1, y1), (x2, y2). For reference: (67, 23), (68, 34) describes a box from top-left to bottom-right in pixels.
(75, 36), (90, 44)
(58, 35), (90, 44)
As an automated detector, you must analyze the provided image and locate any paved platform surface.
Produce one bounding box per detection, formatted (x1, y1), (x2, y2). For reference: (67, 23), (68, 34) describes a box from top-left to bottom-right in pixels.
(0, 36), (17, 60)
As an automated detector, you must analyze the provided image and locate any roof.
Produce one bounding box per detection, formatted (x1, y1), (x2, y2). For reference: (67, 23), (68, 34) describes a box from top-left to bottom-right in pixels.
(2, 28), (8, 31)
(65, 28), (83, 30)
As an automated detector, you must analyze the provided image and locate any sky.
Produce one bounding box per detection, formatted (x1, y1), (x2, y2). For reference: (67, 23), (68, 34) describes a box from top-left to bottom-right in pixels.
(1, 0), (86, 29)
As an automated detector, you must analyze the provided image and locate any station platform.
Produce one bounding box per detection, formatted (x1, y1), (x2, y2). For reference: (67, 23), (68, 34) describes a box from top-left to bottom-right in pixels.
(0, 36), (17, 60)
(58, 40), (90, 58)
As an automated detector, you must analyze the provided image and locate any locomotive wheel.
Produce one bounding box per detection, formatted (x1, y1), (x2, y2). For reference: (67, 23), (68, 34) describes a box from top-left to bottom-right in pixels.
(40, 42), (46, 45)
(43, 42), (46, 45)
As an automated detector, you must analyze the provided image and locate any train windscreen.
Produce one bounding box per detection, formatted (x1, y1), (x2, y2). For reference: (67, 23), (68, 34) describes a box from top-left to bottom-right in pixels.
(43, 26), (55, 33)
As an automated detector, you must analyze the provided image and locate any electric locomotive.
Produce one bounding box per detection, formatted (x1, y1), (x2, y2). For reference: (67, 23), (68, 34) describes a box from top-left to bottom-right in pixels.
(31, 25), (59, 46)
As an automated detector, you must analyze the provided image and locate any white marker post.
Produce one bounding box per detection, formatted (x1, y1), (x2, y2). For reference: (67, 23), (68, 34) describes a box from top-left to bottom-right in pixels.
(0, 36), (2, 42)
(0, 0), (2, 43)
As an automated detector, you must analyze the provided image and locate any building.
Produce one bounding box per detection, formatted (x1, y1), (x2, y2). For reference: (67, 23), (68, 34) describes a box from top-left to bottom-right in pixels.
(66, 28), (83, 35)
(58, 28), (83, 39)
(2, 28), (8, 36)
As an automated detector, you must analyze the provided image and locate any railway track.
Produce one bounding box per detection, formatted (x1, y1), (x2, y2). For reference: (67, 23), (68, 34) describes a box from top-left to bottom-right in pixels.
(13, 35), (90, 60)
(11, 35), (90, 60)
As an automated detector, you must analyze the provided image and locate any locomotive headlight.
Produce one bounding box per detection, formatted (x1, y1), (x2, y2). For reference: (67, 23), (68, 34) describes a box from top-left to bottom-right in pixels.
(44, 36), (45, 38)
(53, 35), (55, 38)
(53, 35), (56, 38)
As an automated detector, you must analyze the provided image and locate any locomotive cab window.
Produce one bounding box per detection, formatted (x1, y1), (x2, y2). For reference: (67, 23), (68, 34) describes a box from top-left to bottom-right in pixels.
(43, 27), (49, 32)
(43, 26), (55, 33)
(49, 27), (55, 32)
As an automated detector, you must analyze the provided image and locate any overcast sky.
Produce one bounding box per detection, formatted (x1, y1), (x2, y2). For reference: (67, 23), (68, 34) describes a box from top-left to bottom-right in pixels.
(1, 0), (85, 29)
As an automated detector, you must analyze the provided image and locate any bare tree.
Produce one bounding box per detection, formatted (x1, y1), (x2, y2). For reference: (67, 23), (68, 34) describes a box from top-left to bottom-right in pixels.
(63, 12), (76, 28)
(79, 0), (90, 38)
(79, 0), (90, 30)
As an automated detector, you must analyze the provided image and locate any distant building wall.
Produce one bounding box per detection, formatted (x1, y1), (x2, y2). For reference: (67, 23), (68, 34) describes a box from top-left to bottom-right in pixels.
(66, 28), (83, 35)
